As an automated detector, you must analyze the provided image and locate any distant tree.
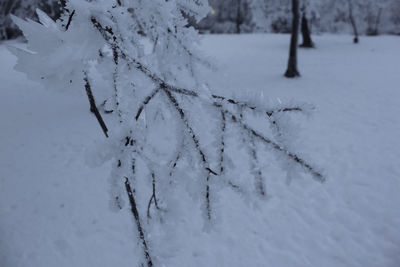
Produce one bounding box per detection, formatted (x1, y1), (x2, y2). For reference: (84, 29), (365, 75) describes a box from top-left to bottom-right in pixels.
(0, 0), (19, 39)
(284, 0), (301, 78)
(299, 0), (317, 48)
(197, 0), (253, 33)
(329, 0), (387, 43)
(299, 7), (314, 47)
(234, 0), (245, 33)
(364, 0), (389, 36)
(347, 0), (359, 43)
(250, 0), (292, 33)
(390, 0), (400, 34)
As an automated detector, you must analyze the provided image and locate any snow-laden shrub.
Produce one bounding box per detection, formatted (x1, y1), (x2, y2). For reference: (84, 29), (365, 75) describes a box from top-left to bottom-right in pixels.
(11, 0), (324, 265)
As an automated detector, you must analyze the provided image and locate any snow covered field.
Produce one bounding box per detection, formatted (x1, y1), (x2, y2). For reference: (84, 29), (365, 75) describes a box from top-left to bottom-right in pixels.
(1, 34), (400, 267)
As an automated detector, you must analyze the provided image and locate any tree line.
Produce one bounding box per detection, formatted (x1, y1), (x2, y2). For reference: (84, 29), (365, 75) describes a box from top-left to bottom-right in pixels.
(198, 0), (400, 36)
(1, 0), (399, 40)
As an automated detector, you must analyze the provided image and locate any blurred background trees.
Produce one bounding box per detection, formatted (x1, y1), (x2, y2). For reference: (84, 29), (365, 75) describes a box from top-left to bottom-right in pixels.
(1, 0), (399, 40)
(196, 0), (253, 33)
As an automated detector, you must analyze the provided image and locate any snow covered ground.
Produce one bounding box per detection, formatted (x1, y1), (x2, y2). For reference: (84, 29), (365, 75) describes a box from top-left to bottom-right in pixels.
(1, 34), (400, 267)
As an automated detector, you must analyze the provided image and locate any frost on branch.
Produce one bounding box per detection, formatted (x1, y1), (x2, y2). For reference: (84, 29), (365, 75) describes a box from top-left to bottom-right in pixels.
(11, 0), (324, 266)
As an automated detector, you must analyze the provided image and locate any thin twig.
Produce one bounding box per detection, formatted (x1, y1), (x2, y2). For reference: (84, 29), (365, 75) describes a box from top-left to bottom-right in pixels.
(83, 71), (109, 137)
(65, 10), (75, 31)
(125, 177), (153, 267)
(219, 110), (226, 174)
(248, 138), (266, 197)
(135, 87), (161, 121)
(169, 152), (181, 177)
(162, 87), (214, 219)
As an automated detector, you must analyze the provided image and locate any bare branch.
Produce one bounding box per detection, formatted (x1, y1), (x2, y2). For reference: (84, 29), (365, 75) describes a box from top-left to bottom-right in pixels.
(90, 15), (323, 227)
(162, 87), (214, 219)
(91, 17), (305, 121)
(213, 94), (304, 117)
(91, 17), (306, 120)
(162, 87), (213, 174)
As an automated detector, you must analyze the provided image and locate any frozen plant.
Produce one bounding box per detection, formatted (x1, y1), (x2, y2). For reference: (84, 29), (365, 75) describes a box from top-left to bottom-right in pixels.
(11, 0), (324, 265)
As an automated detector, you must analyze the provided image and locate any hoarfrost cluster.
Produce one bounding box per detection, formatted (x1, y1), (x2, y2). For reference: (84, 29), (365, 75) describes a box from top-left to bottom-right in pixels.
(11, 0), (324, 265)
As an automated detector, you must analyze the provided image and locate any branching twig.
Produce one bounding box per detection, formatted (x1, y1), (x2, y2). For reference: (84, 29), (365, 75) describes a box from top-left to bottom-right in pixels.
(213, 94), (303, 117)
(147, 171), (160, 219)
(235, 109), (266, 196)
(162, 87), (214, 219)
(89, 16), (324, 227)
(226, 110), (324, 182)
(162, 87), (215, 175)
(91, 17), (305, 119)
(63, 10), (325, 267)
(216, 110), (249, 195)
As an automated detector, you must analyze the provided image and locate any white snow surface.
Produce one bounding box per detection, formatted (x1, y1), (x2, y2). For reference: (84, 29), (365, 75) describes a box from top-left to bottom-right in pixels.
(1, 34), (400, 267)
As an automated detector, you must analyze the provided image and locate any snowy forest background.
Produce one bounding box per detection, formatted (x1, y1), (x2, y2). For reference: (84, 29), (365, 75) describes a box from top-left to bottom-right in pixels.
(1, 0), (400, 40)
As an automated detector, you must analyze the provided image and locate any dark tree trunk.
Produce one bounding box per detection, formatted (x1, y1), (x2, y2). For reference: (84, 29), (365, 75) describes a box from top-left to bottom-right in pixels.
(299, 13), (314, 48)
(284, 0), (300, 78)
(348, 0), (359, 43)
(236, 0), (242, 34)
(374, 8), (382, 35)
(367, 7), (382, 36)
